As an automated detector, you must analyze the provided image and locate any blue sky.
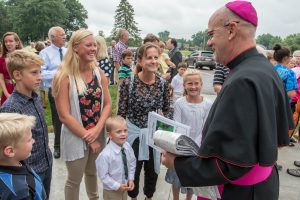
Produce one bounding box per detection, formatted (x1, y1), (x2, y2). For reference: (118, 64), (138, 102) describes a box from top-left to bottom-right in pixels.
(79, 0), (300, 39)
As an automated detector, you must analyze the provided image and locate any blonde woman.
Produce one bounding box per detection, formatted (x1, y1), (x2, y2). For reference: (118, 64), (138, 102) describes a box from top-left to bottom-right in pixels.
(95, 35), (112, 84)
(52, 29), (112, 200)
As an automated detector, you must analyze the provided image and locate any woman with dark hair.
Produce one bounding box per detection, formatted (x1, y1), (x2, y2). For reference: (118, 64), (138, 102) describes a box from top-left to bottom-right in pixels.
(118, 42), (172, 200)
(273, 44), (298, 150)
(0, 32), (23, 104)
(273, 44), (297, 99)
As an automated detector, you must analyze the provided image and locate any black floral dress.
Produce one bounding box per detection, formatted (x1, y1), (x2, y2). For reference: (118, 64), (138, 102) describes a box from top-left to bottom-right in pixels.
(118, 74), (172, 128)
(78, 75), (102, 129)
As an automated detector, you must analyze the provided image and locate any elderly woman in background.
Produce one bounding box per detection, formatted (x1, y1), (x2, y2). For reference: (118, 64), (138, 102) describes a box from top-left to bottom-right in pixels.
(95, 35), (113, 84)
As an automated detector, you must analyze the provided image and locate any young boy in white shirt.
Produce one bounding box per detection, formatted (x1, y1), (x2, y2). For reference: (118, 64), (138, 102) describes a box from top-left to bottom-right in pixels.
(96, 115), (136, 200)
(171, 62), (188, 100)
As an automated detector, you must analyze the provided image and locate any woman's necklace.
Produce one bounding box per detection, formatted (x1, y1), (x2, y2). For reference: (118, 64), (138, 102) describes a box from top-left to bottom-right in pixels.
(82, 70), (93, 84)
(139, 72), (155, 85)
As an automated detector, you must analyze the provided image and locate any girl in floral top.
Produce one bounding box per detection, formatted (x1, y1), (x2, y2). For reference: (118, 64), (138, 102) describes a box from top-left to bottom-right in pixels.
(118, 43), (172, 200)
(52, 29), (112, 200)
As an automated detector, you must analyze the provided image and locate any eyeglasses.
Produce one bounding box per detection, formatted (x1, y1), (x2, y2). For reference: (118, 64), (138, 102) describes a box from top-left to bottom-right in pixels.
(207, 20), (240, 41)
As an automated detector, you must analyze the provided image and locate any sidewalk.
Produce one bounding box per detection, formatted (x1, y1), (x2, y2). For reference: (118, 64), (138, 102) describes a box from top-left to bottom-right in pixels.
(48, 132), (300, 200)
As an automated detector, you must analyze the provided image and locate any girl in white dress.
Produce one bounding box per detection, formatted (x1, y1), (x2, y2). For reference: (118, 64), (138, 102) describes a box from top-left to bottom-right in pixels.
(165, 69), (213, 200)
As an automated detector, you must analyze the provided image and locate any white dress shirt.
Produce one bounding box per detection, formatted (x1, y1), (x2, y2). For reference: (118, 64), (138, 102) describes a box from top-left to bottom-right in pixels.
(96, 141), (136, 191)
(39, 44), (67, 88)
(171, 74), (184, 100)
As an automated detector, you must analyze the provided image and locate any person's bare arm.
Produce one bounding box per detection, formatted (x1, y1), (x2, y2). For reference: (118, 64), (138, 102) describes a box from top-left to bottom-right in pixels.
(214, 84), (223, 94)
(287, 90), (296, 98)
(55, 76), (87, 138)
(0, 73), (10, 98)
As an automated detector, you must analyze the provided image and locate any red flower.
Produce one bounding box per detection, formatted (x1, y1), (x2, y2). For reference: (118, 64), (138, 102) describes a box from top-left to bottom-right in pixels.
(80, 97), (91, 105)
(92, 101), (101, 112)
(87, 88), (93, 94)
(94, 88), (101, 98)
(86, 122), (95, 130)
(85, 109), (94, 117)
(81, 115), (88, 121)
(80, 97), (86, 104)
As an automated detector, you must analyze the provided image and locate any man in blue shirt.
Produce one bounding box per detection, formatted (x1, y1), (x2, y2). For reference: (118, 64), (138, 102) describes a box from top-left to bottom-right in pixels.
(39, 26), (67, 159)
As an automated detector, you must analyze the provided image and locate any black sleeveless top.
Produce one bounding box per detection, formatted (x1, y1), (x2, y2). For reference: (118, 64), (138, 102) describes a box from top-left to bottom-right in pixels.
(78, 74), (102, 129)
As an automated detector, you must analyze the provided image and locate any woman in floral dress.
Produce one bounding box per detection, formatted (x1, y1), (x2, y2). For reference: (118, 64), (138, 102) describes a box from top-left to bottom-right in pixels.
(118, 42), (172, 200)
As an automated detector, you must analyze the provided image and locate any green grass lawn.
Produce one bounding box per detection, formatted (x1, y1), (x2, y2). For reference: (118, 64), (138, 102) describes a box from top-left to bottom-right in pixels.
(180, 50), (192, 56)
(45, 85), (118, 132)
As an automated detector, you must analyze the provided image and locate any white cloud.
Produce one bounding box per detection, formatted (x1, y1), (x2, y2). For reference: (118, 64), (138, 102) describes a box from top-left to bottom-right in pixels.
(79, 0), (300, 39)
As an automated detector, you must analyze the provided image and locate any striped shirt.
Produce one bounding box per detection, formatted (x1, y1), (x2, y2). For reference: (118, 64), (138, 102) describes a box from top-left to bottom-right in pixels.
(118, 64), (132, 79)
(213, 64), (230, 86)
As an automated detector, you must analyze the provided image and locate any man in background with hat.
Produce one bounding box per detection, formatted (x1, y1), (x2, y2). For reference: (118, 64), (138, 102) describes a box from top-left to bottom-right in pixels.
(162, 1), (292, 199)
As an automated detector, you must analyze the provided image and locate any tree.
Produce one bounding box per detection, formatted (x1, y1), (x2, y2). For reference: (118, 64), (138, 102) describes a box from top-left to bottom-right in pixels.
(63, 0), (88, 38)
(283, 33), (300, 53)
(158, 30), (170, 42)
(191, 30), (208, 50)
(98, 30), (105, 38)
(111, 0), (141, 46)
(256, 33), (282, 49)
(2, 0), (88, 43)
(0, 1), (13, 38)
(6, 0), (68, 42)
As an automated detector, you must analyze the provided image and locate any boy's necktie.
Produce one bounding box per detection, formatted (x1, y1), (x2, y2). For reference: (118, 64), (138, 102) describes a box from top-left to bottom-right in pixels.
(59, 48), (63, 61)
(121, 147), (128, 180)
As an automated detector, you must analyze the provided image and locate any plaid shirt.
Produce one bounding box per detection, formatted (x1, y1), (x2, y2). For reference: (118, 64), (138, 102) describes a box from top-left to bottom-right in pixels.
(0, 89), (52, 173)
(113, 41), (127, 64)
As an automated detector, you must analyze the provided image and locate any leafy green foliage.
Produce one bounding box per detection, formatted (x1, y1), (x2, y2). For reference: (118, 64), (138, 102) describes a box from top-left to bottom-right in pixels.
(6, 0), (68, 42)
(158, 30), (170, 43)
(282, 33), (300, 52)
(2, 0), (87, 43)
(63, 0), (88, 38)
(256, 33), (282, 49)
(0, 1), (13, 38)
(191, 30), (209, 50)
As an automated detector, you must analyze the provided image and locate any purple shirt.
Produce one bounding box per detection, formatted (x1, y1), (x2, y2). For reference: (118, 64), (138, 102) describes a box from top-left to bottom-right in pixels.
(113, 41), (127, 65)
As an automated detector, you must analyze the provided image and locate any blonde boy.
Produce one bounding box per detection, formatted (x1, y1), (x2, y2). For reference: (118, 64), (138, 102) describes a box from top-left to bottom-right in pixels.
(0, 113), (46, 199)
(0, 50), (53, 198)
(96, 116), (136, 200)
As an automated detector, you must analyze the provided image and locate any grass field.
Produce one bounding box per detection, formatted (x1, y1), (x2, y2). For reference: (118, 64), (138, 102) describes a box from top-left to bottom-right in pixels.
(180, 50), (192, 56)
(45, 85), (118, 132)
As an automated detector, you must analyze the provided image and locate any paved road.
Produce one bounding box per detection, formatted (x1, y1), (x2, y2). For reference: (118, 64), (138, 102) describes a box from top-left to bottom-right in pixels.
(49, 69), (300, 199)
